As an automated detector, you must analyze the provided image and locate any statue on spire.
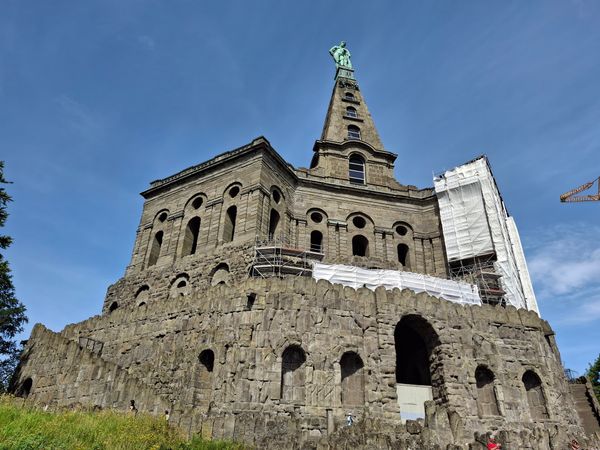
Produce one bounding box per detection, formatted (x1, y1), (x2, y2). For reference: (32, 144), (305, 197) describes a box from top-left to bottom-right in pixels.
(329, 41), (353, 70)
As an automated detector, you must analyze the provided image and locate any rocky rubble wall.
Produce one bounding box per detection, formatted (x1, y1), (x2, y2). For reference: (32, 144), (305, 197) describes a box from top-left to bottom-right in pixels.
(12, 324), (170, 414)
(15, 276), (597, 448)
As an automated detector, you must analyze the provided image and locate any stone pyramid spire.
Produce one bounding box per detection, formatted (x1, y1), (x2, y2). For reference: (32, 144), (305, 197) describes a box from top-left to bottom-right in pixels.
(320, 42), (384, 150)
(308, 42), (398, 188)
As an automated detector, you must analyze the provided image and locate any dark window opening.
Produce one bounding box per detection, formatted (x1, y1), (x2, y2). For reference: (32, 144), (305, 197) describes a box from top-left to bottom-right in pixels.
(345, 106), (358, 118)
(199, 349), (215, 372)
(281, 345), (306, 403)
(522, 370), (549, 420)
(183, 217), (201, 256)
(158, 212), (168, 222)
(352, 216), (366, 229)
(396, 225), (408, 236)
(310, 212), (323, 223)
(138, 302), (146, 307)
(340, 352), (365, 407)
(229, 186), (240, 198)
(349, 154), (365, 184)
(344, 92), (355, 100)
(310, 230), (323, 253)
(352, 235), (369, 257)
(475, 366), (500, 416)
(177, 280), (187, 288)
(347, 125), (361, 140)
(246, 293), (256, 310)
(191, 197), (203, 209)
(223, 206), (237, 243)
(272, 189), (281, 204)
(269, 209), (280, 239)
(148, 231), (163, 267)
(109, 302), (118, 313)
(398, 244), (410, 268)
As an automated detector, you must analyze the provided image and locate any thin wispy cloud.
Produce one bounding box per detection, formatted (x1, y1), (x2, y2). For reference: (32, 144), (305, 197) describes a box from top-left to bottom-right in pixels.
(527, 223), (600, 325)
(528, 224), (600, 295)
(54, 95), (102, 137)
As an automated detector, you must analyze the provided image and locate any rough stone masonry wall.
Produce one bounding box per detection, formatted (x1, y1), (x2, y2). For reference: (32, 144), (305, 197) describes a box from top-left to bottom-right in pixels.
(14, 276), (597, 449)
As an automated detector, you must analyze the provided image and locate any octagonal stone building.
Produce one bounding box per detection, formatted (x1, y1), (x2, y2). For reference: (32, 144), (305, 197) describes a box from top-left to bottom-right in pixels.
(12, 47), (600, 449)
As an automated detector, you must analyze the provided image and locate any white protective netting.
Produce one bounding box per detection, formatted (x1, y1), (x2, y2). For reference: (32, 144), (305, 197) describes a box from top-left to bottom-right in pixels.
(434, 157), (538, 313)
(312, 263), (481, 306)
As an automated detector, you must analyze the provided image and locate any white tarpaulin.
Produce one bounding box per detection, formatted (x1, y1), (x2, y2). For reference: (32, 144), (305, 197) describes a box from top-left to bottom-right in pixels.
(506, 217), (539, 314)
(312, 262), (481, 306)
(434, 156), (537, 312)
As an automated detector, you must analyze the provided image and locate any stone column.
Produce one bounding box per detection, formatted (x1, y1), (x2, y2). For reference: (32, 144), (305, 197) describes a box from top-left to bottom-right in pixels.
(414, 238), (426, 273)
(297, 219), (308, 250)
(423, 239), (434, 274)
(432, 236), (447, 276)
(206, 200), (223, 247)
(167, 211), (184, 263)
(385, 232), (396, 265)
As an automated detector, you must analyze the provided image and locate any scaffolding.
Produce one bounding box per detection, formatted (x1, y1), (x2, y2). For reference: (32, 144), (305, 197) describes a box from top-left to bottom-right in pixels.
(448, 254), (506, 306)
(251, 236), (325, 278)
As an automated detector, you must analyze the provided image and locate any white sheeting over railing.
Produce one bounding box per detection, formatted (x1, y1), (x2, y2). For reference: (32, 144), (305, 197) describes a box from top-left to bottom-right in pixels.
(312, 263), (482, 306)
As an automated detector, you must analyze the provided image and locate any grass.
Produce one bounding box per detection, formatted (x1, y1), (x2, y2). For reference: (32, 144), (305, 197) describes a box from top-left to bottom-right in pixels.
(0, 395), (245, 450)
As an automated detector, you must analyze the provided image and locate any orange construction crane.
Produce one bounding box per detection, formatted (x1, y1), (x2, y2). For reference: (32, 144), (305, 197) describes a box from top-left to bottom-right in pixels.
(560, 176), (600, 202)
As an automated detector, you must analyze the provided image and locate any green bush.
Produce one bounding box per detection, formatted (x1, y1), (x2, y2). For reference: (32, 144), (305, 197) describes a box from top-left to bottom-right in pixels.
(0, 395), (245, 450)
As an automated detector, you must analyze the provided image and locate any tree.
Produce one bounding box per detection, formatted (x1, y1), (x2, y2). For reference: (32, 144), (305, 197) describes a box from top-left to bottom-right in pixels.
(0, 161), (27, 392)
(587, 353), (600, 403)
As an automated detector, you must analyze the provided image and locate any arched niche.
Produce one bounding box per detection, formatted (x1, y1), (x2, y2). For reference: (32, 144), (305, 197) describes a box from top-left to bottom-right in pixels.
(522, 370), (549, 420)
(340, 351), (365, 407)
(475, 365), (500, 416)
(280, 345), (306, 404)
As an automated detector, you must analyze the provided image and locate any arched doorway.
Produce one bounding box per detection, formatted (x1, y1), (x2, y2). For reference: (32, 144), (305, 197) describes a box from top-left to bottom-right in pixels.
(394, 315), (440, 421)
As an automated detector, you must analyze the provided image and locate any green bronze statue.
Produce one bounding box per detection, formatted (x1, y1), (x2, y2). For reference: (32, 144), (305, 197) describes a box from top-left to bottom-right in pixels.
(329, 41), (353, 69)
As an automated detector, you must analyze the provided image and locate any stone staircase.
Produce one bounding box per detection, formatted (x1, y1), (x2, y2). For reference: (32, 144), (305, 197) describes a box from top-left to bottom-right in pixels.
(570, 380), (600, 437)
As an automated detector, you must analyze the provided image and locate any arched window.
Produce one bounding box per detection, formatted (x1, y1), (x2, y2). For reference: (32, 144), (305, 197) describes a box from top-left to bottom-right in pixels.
(340, 352), (365, 407)
(210, 263), (231, 286)
(522, 370), (549, 420)
(345, 106), (358, 118)
(199, 349), (215, 372)
(135, 285), (150, 306)
(349, 154), (365, 184)
(182, 217), (201, 256)
(281, 345), (306, 403)
(147, 231), (163, 267)
(347, 125), (361, 140)
(223, 206), (237, 243)
(475, 366), (500, 416)
(268, 208), (280, 239)
(170, 274), (190, 298)
(310, 230), (323, 253)
(344, 92), (355, 100)
(397, 244), (410, 268)
(352, 235), (369, 257)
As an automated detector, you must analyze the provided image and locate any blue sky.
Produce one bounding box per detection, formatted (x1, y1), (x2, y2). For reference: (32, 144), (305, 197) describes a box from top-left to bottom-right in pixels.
(1, 1), (599, 374)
